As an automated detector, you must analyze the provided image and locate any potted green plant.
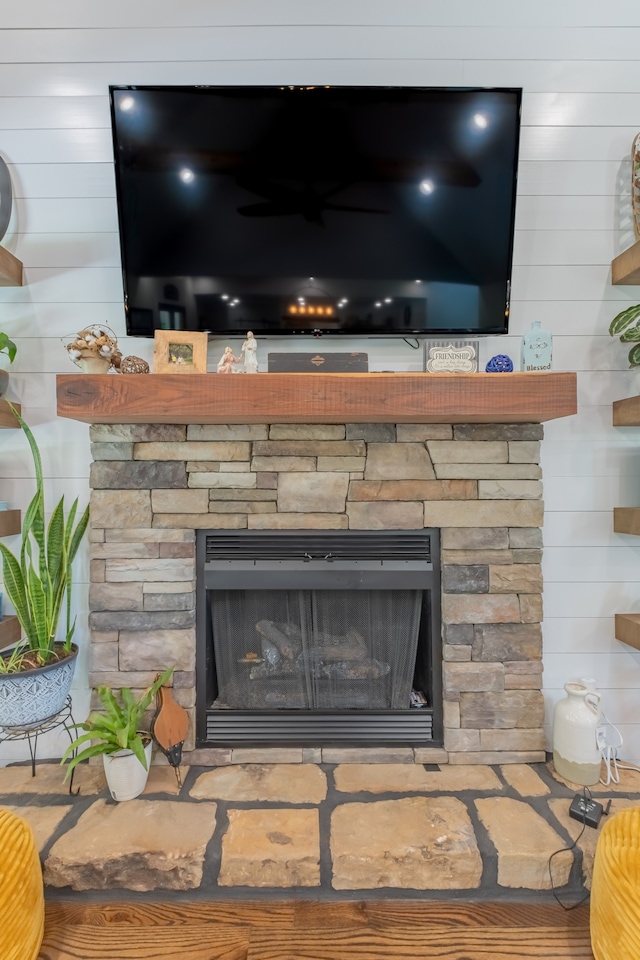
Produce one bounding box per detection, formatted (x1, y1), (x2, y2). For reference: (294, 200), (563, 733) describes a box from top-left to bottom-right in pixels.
(0, 404), (89, 727)
(610, 304), (640, 366)
(0, 332), (16, 398)
(61, 669), (173, 801)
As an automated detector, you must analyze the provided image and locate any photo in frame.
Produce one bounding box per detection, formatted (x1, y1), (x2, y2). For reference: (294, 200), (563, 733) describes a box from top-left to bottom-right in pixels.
(152, 330), (208, 374)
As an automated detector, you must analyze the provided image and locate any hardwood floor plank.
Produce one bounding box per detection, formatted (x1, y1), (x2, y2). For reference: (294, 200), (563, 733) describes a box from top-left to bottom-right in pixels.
(40, 902), (593, 960)
(246, 927), (594, 960)
(44, 901), (296, 928)
(39, 925), (249, 960)
(362, 901), (592, 930)
(46, 900), (589, 930)
(292, 901), (370, 928)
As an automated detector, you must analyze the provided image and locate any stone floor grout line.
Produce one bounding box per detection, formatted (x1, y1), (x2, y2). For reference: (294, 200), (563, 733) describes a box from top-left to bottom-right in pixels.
(200, 799), (227, 890)
(462, 794), (500, 891)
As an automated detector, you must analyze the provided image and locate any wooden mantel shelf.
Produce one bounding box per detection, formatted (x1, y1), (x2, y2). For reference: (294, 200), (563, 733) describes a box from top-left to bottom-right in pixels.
(57, 371), (577, 425)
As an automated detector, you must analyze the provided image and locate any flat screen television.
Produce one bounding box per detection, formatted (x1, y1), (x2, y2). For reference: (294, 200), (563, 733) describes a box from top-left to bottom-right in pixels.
(109, 85), (522, 339)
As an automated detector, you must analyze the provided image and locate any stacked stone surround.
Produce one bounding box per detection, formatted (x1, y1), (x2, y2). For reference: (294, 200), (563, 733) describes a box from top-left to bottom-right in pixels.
(87, 420), (545, 765)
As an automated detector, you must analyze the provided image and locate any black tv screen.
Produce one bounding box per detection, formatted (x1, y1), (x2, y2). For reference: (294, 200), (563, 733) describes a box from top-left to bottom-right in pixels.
(109, 85), (521, 339)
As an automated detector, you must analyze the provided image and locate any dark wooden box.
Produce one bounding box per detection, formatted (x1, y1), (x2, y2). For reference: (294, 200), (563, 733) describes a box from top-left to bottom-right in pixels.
(267, 352), (369, 373)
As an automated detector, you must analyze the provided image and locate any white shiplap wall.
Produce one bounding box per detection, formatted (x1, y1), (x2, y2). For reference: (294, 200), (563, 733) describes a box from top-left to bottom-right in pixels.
(2, 0), (640, 763)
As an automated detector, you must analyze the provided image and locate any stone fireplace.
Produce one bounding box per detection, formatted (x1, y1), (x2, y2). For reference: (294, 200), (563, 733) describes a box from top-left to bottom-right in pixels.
(87, 418), (546, 765)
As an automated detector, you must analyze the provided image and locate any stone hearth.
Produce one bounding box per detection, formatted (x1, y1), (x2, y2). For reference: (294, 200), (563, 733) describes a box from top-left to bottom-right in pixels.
(88, 420), (545, 765)
(5, 758), (640, 898)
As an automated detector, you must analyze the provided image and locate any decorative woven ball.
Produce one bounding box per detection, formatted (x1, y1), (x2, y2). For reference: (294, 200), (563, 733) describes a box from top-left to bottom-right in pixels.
(120, 356), (150, 374)
(485, 354), (514, 373)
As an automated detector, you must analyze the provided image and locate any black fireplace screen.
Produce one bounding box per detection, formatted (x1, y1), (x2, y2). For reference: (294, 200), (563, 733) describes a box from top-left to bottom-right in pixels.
(210, 588), (423, 711)
(196, 530), (442, 745)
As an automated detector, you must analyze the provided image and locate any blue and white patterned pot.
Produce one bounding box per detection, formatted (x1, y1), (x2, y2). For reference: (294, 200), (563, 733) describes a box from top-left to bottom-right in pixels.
(0, 645), (78, 729)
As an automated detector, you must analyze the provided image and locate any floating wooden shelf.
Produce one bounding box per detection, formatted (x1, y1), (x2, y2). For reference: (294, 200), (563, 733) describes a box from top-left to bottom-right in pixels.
(614, 507), (640, 535)
(615, 613), (640, 651)
(0, 510), (20, 538)
(0, 616), (20, 649)
(612, 396), (640, 642)
(56, 371), (578, 425)
(613, 394), (640, 426)
(0, 245), (23, 286)
(0, 400), (20, 428)
(612, 240), (640, 285)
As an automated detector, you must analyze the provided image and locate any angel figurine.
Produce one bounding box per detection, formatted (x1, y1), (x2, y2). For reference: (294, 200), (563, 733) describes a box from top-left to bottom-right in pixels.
(216, 346), (241, 374)
(241, 331), (259, 373)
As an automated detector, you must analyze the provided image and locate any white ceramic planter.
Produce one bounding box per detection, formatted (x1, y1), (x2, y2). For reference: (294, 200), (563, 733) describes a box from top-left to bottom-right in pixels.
(77, 356), (111, 374)
(103, 738), (152, 801)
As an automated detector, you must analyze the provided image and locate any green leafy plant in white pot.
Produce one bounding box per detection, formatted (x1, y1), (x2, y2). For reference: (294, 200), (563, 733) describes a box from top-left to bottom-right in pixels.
(0, 404), (89, 727)
(61, 669), (173, 801)
(610, 304), (640, 366)
(0, 332), (16, 399)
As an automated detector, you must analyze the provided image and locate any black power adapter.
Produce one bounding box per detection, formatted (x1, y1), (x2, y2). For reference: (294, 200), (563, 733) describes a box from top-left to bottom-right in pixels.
(569, 794), (603, 829)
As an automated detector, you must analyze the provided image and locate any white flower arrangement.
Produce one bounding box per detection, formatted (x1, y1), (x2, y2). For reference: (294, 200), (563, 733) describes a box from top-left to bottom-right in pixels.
(63, 325), (122, 370)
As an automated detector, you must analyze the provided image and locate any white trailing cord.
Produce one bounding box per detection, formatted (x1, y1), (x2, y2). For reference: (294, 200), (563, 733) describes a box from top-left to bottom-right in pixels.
(597, 712), (624, 785)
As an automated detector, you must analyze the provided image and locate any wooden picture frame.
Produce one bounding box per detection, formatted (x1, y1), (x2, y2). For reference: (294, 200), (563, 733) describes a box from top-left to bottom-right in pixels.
(153, 330), (208, 374)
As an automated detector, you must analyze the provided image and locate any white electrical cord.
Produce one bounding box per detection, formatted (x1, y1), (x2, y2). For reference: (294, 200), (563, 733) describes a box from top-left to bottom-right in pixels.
(597, 711), (624, 785)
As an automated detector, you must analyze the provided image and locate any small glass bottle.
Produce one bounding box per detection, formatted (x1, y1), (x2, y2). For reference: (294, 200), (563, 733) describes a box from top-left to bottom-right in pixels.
(521, 320), (552, 371)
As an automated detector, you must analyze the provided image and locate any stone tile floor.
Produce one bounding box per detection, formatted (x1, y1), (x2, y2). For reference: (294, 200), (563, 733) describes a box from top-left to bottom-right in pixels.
(1, 758), (640, 901)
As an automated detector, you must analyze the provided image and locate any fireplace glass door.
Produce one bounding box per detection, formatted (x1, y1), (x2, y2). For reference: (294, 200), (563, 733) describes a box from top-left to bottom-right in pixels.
(196, 530), (442, 745)
(211, 588), (423, 711)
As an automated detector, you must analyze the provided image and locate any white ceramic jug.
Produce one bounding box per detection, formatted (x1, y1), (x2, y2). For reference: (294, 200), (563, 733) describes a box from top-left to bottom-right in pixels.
(553, 681), (602, 786)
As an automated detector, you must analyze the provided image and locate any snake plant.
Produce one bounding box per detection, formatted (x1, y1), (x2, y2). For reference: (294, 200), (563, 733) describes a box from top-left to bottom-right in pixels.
(0, 404), (89, 671)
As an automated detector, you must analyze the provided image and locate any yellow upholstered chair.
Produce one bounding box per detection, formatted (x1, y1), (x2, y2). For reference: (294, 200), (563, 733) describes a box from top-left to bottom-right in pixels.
(591, 805), (640, 960)
(0, 806), (44, 960)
